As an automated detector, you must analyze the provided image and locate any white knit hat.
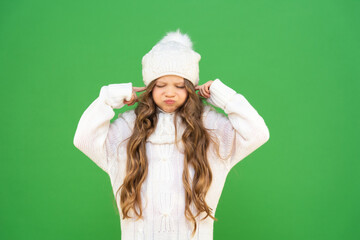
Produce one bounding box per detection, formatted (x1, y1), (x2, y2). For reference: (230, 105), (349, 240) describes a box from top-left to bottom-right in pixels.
(141, 29), (201, 86)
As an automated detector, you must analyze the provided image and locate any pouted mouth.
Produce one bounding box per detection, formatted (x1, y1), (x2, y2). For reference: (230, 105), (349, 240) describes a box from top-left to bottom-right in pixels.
(164, 100), (175, 104)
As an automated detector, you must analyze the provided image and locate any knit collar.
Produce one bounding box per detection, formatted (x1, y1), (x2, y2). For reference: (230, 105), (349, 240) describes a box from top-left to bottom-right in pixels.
(147, 107), (185, 144)
(156, 106), (175, 115)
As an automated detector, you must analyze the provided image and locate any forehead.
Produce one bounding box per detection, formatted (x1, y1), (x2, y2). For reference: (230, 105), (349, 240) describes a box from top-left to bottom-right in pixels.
(156, 75), (184, 83)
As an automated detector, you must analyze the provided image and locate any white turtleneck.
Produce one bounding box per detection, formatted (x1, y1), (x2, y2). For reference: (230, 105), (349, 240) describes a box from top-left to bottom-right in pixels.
(146, 107), (185, 145)
(73, 79), (270, 240)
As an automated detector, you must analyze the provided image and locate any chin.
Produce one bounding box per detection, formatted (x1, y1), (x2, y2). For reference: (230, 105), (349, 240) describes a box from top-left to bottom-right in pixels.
(162, 107), (177, 113)
(164, 109), (175, 113)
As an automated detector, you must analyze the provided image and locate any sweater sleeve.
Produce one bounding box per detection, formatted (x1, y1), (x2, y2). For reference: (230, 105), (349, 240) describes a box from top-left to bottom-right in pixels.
(206, 79), (270, 171)
(73, 83), (133, 174)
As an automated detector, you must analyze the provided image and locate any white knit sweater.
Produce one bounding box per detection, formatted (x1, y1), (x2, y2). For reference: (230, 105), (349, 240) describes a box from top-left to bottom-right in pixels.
(73, 79), (270, 240)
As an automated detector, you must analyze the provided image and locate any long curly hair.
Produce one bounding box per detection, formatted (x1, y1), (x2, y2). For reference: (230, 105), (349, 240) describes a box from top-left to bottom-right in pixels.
(115, 78), (224, 237)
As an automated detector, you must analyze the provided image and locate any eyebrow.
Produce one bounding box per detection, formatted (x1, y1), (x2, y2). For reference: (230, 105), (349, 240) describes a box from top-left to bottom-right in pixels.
(156, 81), (184, 85)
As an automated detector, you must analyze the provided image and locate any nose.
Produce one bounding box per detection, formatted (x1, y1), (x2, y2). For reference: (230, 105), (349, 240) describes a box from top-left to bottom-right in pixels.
(164, 87), (176, 98)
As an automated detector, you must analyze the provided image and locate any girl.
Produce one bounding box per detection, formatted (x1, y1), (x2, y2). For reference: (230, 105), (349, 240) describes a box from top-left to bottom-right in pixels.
(73, 29), (270, 240)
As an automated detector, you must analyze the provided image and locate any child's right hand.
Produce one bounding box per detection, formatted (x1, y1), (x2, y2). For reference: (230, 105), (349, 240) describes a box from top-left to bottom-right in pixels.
(123, 86), (146, 106)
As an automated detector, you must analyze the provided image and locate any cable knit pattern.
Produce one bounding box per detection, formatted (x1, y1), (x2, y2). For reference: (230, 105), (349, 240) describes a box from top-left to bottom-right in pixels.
(147, 108), (185, 144)
(73, 79), (270, 240)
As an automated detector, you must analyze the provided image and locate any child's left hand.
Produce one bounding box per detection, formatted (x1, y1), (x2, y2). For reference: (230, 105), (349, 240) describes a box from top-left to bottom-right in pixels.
(195, 80), (213, 98)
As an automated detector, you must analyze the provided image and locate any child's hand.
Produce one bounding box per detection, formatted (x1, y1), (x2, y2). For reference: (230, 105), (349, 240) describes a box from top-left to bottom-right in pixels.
(195, 80), (214, 98)
(123, 86), (146, 106)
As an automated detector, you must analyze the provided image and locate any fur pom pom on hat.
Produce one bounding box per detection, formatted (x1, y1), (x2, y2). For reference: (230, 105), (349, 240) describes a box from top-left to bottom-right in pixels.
(157, 30), (193, 49)
(142, 29), (201, 86)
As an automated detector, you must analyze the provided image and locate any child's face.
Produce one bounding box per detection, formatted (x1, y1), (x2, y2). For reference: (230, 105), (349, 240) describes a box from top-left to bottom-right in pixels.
(152, 75), (188, 113)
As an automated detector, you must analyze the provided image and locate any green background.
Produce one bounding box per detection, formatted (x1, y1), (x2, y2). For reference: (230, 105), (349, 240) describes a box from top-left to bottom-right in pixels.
(1, 0), (359, 239)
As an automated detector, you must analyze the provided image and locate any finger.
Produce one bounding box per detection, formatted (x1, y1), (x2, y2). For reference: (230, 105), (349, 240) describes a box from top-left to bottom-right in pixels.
(195, 85), (200, 90)
(203, 87), (210, 98)
(205, 83), (210, 92)
(128, 95), (135, 103)
(202, 87), (207, 96)
(127, 97), (137, 106)
(202, 88), (209, 98)
(199, 87), (203, 96)
(205, 92), (210, 98)
(205, 86), (210, 96)
(133, 87), (146, 92)
(133, 95), (138, 102)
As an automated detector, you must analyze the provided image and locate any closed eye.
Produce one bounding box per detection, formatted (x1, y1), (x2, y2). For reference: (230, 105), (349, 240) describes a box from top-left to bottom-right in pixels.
(176, 86), (185, 88)
(156, 85), (185, 88)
